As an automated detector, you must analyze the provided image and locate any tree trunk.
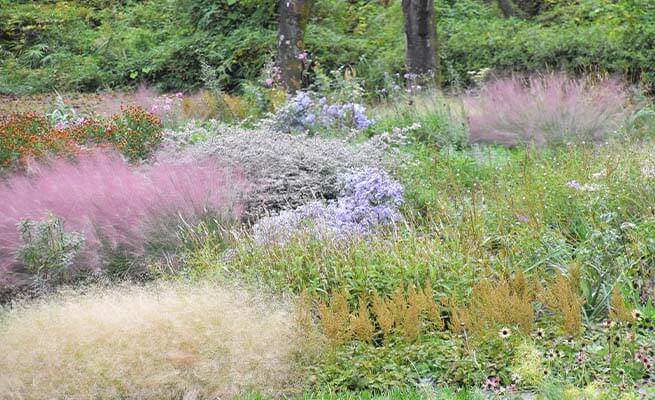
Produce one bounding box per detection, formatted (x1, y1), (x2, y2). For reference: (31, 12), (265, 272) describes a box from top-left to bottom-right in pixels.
(497, 0), (515, 18)
(402, 0), (438, 80)
(278, 0), (312, 92)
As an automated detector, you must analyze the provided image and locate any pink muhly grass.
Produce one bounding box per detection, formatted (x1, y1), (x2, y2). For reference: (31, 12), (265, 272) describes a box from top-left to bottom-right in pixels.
(0, 151), (245, 292)
(464, 74), (631, 146)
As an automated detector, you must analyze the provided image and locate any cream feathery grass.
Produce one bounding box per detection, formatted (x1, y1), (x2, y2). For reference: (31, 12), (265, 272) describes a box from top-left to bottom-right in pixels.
(0, 281), (314, 399)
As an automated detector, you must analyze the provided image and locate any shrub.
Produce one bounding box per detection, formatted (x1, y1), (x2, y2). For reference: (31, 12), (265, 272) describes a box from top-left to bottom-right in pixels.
(464, 75), (631, 146)
(0, 151), (244, 295)
(252, 168), (404, 245)
(105, 106), (163, 160)
(265, 90), (374, 136)
(171, 124), (392, 221)
(0, 281), (315, 399)
(16, 215), (84, 291)
(0, 112), (78, 169)
(0, 107), (163, 169)
(69, 106), (163, 161)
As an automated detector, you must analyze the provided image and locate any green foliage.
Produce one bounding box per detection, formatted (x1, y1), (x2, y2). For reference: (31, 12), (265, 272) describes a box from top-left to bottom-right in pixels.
(16, 214), (85, 288)
(369, 91), (468, 149)
(3, 0), (655, 95)
(106, 105), (163, 160)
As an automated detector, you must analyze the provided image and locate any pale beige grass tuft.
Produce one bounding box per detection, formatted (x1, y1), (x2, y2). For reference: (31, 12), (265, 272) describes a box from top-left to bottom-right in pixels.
(0, 281), (313, 399)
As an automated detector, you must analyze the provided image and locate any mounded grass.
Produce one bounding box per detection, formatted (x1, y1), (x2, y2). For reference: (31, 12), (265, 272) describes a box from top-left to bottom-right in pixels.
(0, 281), (314, 399)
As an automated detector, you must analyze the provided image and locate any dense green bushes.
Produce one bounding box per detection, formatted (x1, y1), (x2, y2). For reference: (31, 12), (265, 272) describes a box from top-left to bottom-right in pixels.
(2, 0), (655, 95)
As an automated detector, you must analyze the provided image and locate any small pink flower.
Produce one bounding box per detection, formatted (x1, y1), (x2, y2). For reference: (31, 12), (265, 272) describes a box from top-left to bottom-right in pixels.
(163, 104), (172, 113)
(55, 122), (66, 130)
(76, 117), (87, 125)
(175, 92), (184, 99)
(150, 104), (159, 113)
(296, 51), (308, 61)
(483, 376), (500, 390)
(265, 78), (274, 87)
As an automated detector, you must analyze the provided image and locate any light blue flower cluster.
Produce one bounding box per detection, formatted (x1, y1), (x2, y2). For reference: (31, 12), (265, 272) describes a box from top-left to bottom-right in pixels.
(253, 168), (403, 245)
(270, 91), (373, 135)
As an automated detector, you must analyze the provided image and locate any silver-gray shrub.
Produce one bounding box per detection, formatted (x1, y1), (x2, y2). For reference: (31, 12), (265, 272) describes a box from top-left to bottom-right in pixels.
(161, 123), (394, 221)
(252, 167), (404, 246)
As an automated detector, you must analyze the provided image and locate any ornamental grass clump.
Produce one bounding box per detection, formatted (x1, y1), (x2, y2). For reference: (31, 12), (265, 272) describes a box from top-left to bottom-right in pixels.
(0, 281), (313, 399)
(464, 74), (631, 146)
(0, 151), (245, 295)
(252, 168), (403, 245)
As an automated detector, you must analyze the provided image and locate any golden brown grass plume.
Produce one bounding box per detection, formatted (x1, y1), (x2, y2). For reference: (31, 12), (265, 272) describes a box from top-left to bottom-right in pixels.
(449, 270), (535, 337)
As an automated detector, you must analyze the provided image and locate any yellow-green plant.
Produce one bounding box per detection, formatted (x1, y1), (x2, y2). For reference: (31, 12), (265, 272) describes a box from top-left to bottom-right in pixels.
(511, 341), (546, 387)
(317, 290), (352, 345)
(539, 267), (584, 337)
(350, 296), (375, 343)
(609, 287), (633, 323)
(449, 270), (535, 337)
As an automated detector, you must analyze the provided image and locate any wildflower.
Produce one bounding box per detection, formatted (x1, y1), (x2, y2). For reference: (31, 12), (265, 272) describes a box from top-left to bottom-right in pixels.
(566, 180), (598, 191)
(252, 168), (403, 245)
(534, 328), (545, 339)
(604, 319), (616, 330)
(499, 327), (512, 339)
(632, 309), (642, 321)
(576, 350), (587, 364)
(54, 121), (66, 130)
(620, 222), (636, 230)
(76, 117), (87, 125)
(265, 78), (274, 87)
(641, 165), (655, 178)
(296, 51), (308, 61)
(175, 92), (184, 99)
(483, 376), (500, 391)
(293, 91), (312, 110)
(510, 373), (521, 384)
(517, 215), (530, 223)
